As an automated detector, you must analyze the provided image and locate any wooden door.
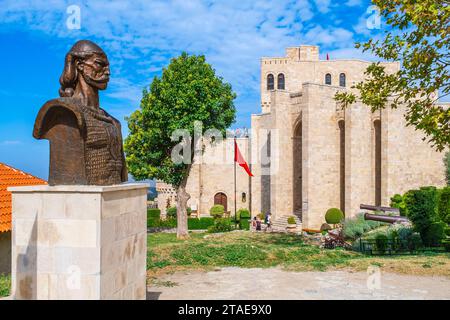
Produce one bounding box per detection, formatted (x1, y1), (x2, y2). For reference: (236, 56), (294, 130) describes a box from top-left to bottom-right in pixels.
(214, 192), (228, 212)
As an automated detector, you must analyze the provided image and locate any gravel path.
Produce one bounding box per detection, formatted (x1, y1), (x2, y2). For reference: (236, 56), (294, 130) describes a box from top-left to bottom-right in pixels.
(147, 267), (450, 300)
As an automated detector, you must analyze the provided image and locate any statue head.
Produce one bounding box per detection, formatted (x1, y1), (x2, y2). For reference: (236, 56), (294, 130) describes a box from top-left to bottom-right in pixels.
(59, 40), (110, 97)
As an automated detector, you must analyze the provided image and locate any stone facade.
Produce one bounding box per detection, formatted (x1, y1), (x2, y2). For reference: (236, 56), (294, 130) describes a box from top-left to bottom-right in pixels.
(9, 183), (148, 300)
(157, 45), (447, 230)
(157, 138), (251, 218)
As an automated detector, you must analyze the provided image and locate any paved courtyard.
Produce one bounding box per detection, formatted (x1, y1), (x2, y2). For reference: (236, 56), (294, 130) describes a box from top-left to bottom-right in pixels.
(147, 267), (450, 300)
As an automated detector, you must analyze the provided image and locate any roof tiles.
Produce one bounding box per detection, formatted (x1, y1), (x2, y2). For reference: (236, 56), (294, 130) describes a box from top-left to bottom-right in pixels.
(0, 163), (47, 232)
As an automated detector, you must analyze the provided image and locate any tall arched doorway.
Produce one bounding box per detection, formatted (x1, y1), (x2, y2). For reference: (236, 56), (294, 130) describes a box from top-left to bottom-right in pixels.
(293, 121), (302, 219)
(374, 120), (382, 206)
(214, 192), (228, 212)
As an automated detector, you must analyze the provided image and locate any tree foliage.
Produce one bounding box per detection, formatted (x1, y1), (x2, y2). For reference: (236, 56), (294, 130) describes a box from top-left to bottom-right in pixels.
(125, 52), (236, 238)
(125, 52), (236, 187)
(335, 0), (450, 151)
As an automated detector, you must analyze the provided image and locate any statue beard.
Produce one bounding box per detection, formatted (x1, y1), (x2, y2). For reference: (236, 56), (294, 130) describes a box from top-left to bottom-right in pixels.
(81, 71), (109, 90)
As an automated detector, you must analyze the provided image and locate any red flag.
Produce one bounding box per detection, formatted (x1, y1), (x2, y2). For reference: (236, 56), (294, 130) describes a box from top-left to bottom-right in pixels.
(234, 140), (253, 177)
(326, 53), (330, 60)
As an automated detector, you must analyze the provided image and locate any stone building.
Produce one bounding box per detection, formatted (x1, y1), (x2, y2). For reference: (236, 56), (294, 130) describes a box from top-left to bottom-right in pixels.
(157, 45), (447, 229)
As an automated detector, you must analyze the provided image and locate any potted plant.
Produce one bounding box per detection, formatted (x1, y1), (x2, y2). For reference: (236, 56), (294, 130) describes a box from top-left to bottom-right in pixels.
(286, 216), (297, 232)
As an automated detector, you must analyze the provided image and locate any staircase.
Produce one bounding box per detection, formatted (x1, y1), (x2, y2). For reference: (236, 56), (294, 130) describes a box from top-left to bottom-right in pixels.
(271, 214), (302, 233)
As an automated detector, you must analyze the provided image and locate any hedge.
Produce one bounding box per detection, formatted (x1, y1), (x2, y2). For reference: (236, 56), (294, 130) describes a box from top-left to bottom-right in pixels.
(147, 217), (216, 230)
(188, 217), (215, 230)
(148, 209), (161, 219)
(438, 187), (450, 224)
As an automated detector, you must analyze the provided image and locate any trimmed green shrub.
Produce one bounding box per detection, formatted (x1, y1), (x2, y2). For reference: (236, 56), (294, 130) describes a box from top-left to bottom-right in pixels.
(166, 206), (192, 219)
(287, 216), (296, 224)
(404, 187), (439, 243)
(390, 194), (406, 216)
(208, 218), (232, 233)
(239, 219), (250, 230)
(325, 208), (344, 224)
(210, 205), (225, 218)
(236, 208), (250, 221)
(188, 217), (214, 230)
(167, 206), (177, 219)
(320, 223), (332, 232)
(438, 187), (450, 224)
(375, 233), (388, 254)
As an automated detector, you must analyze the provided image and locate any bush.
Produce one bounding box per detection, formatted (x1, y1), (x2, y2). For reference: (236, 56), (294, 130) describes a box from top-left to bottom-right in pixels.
(167, 206), (177, 219)
(287, 216), (296, 224)
(423, 221), (446, 246)
(343, 213), (383, 240)
(208, 218), (232, 233)
(147, 217), (177, 228)
(438, 187), (450, 224)
(188, 217), (214, 230)
(210, 205), (225, 219)
(236, 208), (250, 221)
(325, 208), (344, 224)
(390, 194), (406, 216)
(320, 223), (332, 232)
(404, 187), (439, 243)
(442, 239), (450, 252)
(374, 233), (388, 254)
(148, 208), (161, 219)
(239, 219), (250, 230)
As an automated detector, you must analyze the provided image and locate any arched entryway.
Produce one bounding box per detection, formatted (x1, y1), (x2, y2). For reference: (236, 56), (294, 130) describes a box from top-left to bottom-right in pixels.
(293, 120), (302, 219)
(214, 192), (228, 212)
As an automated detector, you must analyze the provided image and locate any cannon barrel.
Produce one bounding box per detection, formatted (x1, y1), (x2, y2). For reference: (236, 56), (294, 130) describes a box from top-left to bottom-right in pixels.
(364, 213), (410, 224)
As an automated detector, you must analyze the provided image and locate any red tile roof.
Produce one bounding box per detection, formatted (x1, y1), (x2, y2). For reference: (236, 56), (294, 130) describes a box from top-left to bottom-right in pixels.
(0, 163), (47, 232)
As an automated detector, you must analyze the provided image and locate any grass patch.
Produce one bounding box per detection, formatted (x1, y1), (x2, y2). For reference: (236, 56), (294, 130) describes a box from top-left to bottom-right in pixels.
(147, 231), (450, 277)
(0, 274), (11, 298)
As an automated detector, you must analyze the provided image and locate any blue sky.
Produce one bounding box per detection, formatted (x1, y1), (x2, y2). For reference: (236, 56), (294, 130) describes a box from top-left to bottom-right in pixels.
(0, 0), (381, 179)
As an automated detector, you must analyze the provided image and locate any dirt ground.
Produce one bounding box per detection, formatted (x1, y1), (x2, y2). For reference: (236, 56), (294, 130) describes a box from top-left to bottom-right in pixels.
(147, 267), (450, 300)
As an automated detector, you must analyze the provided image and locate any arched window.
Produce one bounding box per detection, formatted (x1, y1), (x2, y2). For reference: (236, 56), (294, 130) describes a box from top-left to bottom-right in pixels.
(241, 192), (246, 203)
(325, 73), (332, 85)
(339, 73), (346, 87)
(267, 74), (274, 90)
(277, 73), (285, 90)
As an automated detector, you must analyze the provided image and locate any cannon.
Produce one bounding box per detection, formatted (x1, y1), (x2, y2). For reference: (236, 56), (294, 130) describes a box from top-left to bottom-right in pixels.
(363, 212), (410, 224)
(360, 203), (410, 224)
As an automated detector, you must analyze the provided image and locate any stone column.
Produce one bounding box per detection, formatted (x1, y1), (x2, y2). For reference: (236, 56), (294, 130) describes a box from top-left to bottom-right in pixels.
(9, 183), (148, 300)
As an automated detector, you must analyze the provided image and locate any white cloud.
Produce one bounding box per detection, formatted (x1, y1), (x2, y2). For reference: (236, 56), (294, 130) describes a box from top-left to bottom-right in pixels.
(345, 0), (363, 7)
(0, 140), (22, 146)
(313, 0), (331, 14)
(0, 0), (360, 124)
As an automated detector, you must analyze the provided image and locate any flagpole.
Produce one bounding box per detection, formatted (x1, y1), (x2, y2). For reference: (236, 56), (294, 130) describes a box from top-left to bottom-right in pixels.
(234, 136), (237, 225)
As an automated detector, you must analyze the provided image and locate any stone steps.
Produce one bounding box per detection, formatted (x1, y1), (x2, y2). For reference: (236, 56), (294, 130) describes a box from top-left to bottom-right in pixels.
(271, 215), (302, 233)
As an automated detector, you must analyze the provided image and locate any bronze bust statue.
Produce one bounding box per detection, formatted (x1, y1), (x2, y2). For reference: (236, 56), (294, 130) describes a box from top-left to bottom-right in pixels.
(33, 40), (127, 185)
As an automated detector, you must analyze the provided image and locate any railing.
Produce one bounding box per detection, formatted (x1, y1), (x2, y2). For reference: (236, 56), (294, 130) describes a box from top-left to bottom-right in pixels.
(358, 238), (446, 255)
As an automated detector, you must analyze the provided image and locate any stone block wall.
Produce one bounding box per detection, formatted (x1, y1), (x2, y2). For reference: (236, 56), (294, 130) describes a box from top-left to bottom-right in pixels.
(10, 183), (148, 300)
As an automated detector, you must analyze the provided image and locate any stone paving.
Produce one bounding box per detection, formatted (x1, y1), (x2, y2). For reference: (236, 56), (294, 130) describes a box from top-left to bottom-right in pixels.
(147, 267), (450, 300)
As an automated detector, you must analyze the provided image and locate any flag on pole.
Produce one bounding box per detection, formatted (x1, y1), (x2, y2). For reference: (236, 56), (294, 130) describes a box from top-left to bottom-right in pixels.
(234, 140), (253, 177)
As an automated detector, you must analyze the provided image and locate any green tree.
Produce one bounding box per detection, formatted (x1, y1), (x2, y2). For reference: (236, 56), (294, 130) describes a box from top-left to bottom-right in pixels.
(125, 53), (236, 239)
(335, 0), (450, 151)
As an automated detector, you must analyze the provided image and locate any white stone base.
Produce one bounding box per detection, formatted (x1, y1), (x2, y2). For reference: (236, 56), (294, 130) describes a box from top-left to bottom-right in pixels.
(8, 183), (149, 300)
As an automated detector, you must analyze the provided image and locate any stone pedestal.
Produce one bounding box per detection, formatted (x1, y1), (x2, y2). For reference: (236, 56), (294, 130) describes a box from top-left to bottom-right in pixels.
(8, 183), (148, 300)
